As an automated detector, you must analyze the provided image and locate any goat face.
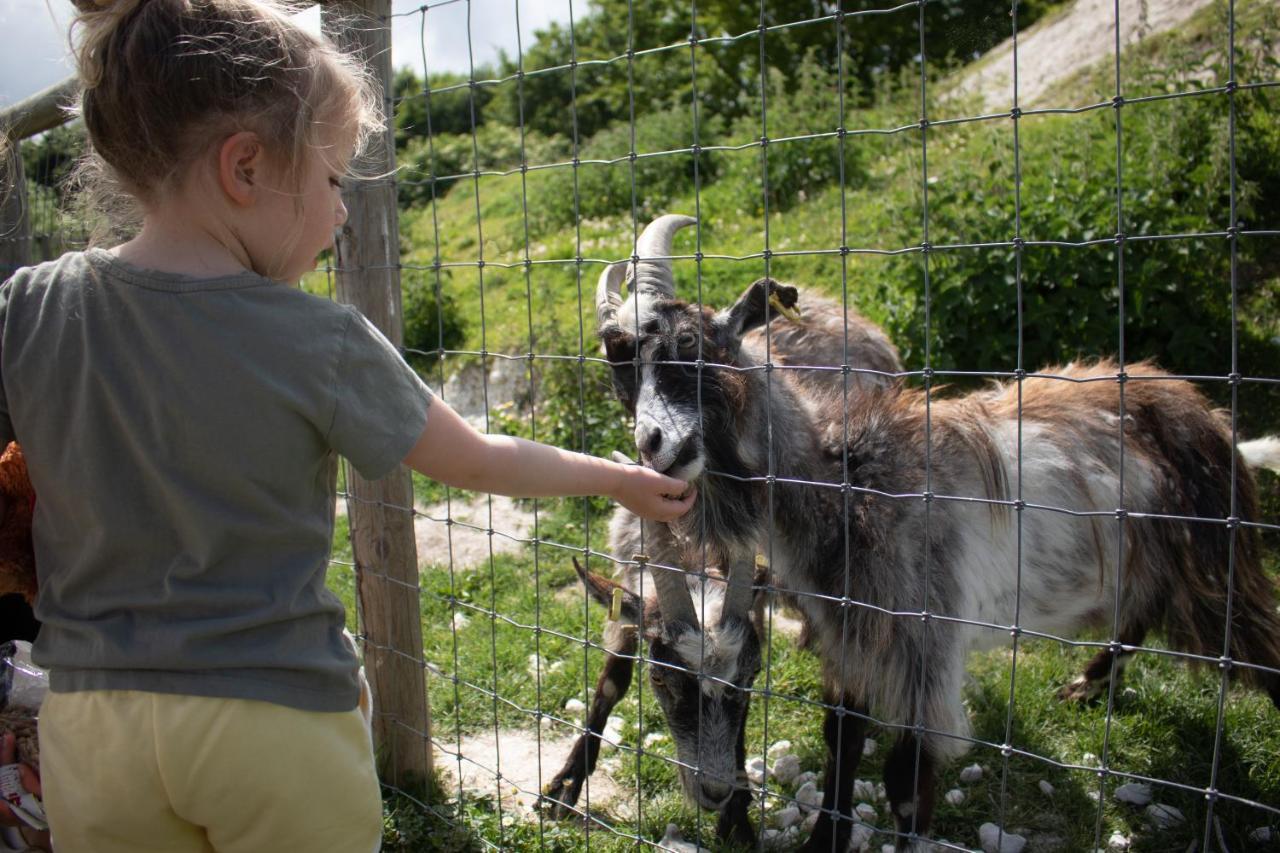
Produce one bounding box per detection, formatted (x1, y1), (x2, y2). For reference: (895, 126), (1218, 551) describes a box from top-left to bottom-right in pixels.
(574, 559), (762, 811)
(598, 243), (799, 481)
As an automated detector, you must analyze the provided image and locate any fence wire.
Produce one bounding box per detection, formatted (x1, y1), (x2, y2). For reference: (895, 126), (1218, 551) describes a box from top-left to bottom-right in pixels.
(371, 1), (1279, 851)
(5, 0), (1278, 851)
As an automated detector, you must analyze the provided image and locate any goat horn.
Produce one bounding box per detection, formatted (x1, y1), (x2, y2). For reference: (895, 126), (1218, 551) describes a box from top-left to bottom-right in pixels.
(630, 214), (697, 299)
(719, 556), (755, 627)
(644, 556), (700, 630)
(595, 262), (627, 330)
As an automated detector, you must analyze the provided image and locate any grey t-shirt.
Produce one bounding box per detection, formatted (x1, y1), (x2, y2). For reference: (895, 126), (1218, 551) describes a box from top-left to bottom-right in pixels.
(0, 249), (432, 712)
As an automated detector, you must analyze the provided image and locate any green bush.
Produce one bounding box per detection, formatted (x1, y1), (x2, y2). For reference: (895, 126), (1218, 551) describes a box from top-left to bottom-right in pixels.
(402, 269), (468, 373)
(866, 26), (1280, 386)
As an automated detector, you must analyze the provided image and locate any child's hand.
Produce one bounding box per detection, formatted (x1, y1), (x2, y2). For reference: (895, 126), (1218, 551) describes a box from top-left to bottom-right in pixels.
(610, 459), (696, 522)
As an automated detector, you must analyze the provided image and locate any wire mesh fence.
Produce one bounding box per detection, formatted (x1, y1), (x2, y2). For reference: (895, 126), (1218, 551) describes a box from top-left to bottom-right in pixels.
(4, 0), (1279, 850)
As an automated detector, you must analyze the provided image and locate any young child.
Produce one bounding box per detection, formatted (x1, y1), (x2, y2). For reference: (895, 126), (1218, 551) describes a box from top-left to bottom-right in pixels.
(0, 0), (694, 850)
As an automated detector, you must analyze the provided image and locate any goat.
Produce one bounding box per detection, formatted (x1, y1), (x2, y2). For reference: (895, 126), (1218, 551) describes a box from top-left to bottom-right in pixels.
(575, 214), (1280, 852)
(539, 214), (902, 843)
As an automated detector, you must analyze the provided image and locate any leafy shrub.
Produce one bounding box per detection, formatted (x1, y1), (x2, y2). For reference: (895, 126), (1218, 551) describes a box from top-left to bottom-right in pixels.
(402, 270), (467, 373)
(533, 106), (722, 230)
(867, 25), (1280, 387)
(397, 125), (566, 209)
(706, 53), (869, 217)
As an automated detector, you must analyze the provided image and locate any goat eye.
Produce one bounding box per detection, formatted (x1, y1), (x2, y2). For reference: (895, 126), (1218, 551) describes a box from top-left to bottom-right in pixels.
(676, 332), (698, 351)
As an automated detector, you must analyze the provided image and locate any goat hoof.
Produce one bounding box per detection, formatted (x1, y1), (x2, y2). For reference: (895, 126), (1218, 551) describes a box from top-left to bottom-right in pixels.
(538, 777), (583, 818)
(1057, 676), (1105, 704)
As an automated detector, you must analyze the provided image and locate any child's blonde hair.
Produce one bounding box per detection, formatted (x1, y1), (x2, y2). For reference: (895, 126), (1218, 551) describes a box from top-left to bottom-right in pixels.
(70, 0), (382, 228)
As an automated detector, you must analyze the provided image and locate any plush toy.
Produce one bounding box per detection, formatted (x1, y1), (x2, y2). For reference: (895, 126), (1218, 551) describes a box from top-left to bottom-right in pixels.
(0, 442), (36, 605)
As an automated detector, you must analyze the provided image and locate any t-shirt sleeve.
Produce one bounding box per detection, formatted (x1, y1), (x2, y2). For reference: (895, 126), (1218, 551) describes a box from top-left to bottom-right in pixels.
(327, 307), (433, 481)
(0, 280), (15, 448)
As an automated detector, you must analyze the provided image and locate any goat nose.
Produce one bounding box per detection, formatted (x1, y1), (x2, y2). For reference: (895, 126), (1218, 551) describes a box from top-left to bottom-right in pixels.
(636, 424), (663, 456)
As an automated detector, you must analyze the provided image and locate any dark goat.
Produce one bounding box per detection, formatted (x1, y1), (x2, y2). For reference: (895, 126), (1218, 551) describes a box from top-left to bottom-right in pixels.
(540, 214), (902, 843)
(561, 214), (1280, 852)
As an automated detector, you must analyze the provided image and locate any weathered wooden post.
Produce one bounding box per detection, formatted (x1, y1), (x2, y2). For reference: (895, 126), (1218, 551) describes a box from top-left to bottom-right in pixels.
(0, 78), (75, 278)
(321, 0), (433, 787)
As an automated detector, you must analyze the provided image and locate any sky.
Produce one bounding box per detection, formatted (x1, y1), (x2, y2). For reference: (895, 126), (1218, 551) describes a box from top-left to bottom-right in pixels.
(0, 0), (576, 110)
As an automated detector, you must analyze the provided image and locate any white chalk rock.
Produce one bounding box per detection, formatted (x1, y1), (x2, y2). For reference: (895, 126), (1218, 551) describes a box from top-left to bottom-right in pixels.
(795, 780), (823, 811)
(767, 740), (793, 761)
(774, 805), (801, 829)
(1106, 832), (1130, 850)
(761, 828), (781, 848)
(1082, 752), (1099, 766)
(876, 782), (887, 802)
(747, 756), (767, 785)
(863, 737), (878, 757)
(979, 823), (1027, 853)
(960, 764), (984, 783)
(658, 823), (708, 852)
(856, 802), (878, 821)
(644, 731), (667, 747)
(853, 778), (877, 802)
(549, 660), (566, 674)
(801, 809), (819, 834)
(451, 612), (470, 630)
(794, 771), (817, 792)
(772, 754), (802, 785)
(564, 697), (586, 715)
(1114, 783), (1151, 806)
(1038, 780), (1055, 796)
(848, 823), (874, 850)
(1145, 803), (1185, 829)
(539, 715), (552, 730)
(944, 788), (965, 806)
(1248, 827), (1274, 843)
(881, 845), (895, 853)
(599, 718), (624, 751)
(527, 654), (543, 678)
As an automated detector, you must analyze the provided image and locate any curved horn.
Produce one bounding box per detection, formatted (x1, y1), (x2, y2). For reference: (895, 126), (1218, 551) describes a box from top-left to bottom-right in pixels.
(651, 559), (700, 630)
(719, 557), (755, 628)
(595, 262), (627, 330)
(630, 214), (697, 299)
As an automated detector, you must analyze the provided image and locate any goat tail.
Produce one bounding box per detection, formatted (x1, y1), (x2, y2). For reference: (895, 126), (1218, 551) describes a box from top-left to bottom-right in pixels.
(1240, 436), (1280, 474)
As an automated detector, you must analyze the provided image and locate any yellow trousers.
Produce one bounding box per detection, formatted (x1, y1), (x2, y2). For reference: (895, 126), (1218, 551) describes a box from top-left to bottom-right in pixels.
(39, 690), (381, 853)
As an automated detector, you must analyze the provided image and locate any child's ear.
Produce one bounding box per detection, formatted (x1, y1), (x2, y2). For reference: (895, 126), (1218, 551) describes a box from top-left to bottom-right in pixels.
(217, 131), (265, 207)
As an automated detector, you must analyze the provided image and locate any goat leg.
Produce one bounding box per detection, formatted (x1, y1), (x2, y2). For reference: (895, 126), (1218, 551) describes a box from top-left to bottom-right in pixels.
(883, 734), (937, 850)
(798, 694), (867, 853)
(540, 629), (637, 818)
(1058, 625), (1147, 704)
(715, 788), (756, 847)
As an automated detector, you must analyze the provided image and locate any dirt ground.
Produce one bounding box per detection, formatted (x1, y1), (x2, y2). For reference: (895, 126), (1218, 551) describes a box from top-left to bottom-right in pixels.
(947, 0), (1213, 112)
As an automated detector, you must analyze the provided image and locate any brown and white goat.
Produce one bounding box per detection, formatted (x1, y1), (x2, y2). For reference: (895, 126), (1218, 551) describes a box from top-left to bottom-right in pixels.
(569, 214), (1280, 852)
(540, 214), (902, 843)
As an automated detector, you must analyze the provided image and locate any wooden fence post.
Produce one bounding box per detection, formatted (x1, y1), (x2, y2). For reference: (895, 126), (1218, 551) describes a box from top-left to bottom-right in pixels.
(1, 78), (80, 278)
(321, 0), (433, 788)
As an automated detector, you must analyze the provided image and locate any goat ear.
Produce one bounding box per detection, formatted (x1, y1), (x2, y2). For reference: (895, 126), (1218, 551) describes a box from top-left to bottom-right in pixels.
(572, 558), (643, 624)
(713, 278), (799, 343)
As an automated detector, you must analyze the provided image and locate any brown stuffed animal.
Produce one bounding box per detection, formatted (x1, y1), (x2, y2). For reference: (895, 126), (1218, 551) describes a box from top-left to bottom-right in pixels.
(0, 442), (36, 604)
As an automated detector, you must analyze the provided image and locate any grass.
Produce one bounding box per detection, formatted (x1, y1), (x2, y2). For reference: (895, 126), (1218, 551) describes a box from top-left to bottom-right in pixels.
(316, 1), (1280, 849)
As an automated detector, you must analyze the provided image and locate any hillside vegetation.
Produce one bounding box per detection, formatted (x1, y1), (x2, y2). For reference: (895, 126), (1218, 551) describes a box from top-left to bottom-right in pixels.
(373, 2), (1280, 851)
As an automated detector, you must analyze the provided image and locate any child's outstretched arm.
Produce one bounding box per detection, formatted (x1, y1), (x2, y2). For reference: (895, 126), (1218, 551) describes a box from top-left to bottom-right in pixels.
(402, 398), (696, 523)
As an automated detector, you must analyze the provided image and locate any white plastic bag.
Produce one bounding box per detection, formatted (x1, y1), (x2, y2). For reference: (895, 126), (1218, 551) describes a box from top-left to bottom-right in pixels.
(0, 642), (47, 712)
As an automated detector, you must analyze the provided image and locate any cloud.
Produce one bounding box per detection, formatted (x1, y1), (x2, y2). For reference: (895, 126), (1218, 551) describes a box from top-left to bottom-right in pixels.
(0, 0), (77, 109)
